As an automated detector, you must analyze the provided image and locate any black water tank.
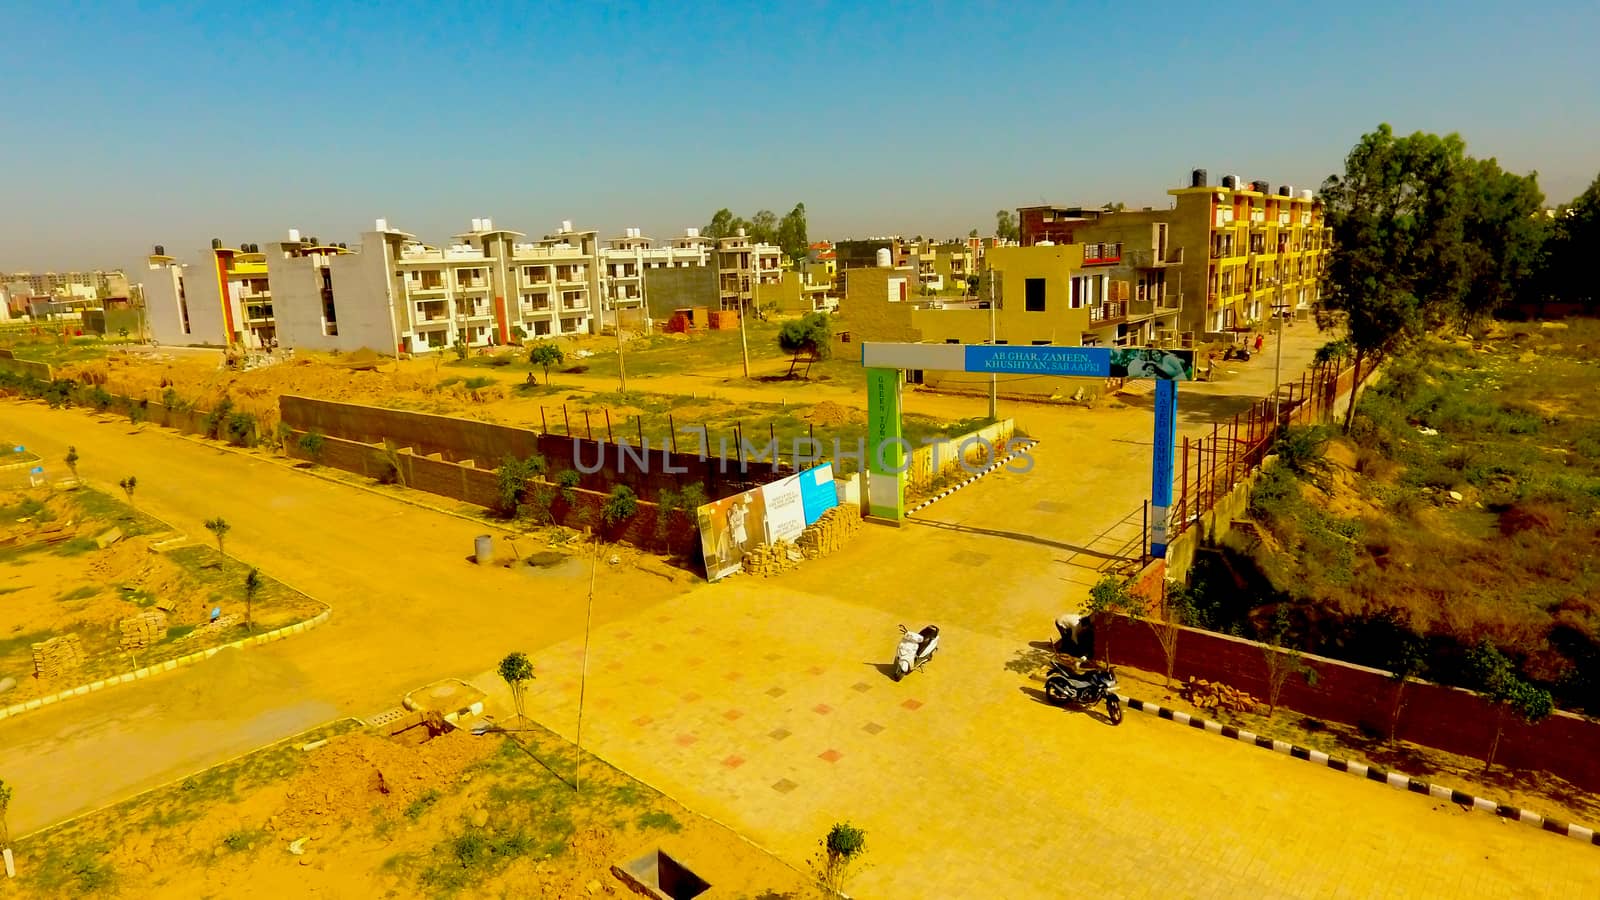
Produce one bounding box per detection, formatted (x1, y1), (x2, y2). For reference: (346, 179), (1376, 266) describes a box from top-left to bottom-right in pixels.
(1221, 175), (1239, 190)
(1251, 180), (1270, 194)
(1277, 185), (1291, 197)
(154, 244), (165, 256)
(1191, 168), (1207, 188)
(211, 237), (222, 249)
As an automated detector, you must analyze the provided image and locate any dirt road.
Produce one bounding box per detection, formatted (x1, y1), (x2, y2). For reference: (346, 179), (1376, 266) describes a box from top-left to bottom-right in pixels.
(0, 401), (688, 834)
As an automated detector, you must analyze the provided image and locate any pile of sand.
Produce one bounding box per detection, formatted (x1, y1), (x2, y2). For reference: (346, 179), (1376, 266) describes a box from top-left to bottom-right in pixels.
(275, 730), (495, 833)
(802, 400), (861, 426)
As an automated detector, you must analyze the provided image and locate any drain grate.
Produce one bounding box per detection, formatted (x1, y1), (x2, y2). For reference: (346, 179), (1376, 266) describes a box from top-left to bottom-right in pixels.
(364, 706), (408, 727)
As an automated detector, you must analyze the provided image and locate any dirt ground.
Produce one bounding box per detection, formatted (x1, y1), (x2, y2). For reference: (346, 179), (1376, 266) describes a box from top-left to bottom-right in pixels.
(0, 485), (324, 703)
(7, 718), (811, 899)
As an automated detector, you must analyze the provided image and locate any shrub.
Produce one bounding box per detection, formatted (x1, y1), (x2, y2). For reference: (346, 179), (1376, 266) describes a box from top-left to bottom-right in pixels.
(297, 430), (326, 462)
(494, 454), (547, 519)
(202, 397), (236, 439)
(601, 485), (638, 526)
(464, 375), (495, 390)
(556, 469), (581, 504)
(813, 821), (868, 896)
(1273, 426), (1331, 487)
(225, 411), (258, 447)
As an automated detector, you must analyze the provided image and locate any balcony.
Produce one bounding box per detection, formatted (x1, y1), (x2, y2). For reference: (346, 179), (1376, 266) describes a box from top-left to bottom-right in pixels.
(1087, 300), (1128, 325)
(1081, 242), (1123, 266)
(409, 278), (447, 295)
(464, 305), (495, 319)
(1127, 247), (1185, 268)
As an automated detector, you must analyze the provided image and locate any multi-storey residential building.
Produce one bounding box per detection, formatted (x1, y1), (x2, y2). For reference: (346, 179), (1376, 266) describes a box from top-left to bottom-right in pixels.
(600, 227), (713, 327)
(1164, 173), (1330, 335)
(0, 270), (129, 299)
(715, 229), (782, 311)
(140, 241), (276, 348)
(265, 218), (602, 355)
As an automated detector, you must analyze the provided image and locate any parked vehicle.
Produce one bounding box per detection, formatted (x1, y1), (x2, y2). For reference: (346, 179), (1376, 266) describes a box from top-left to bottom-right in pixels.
(1223, 345), (1252, 362)
(1043, 657), (1123, 725)
(892, 624), (940, 681)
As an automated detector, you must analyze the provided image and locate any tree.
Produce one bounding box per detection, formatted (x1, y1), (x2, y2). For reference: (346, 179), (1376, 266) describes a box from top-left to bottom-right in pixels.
(528, 341), (564, 386)
(498, 651), (535, 725)
(968, 228), (979, 238)
(205, 517), (231, 556)
(243, 567), (262, 632)
(995, 209), (1019, 242)
(705, 208), (737, 240)
(1542, 171), (1600, 308)
(1385, 631), (1428, 743)
(452, 339), (468, 361)
(0, 777), (11, 849)
(777, 202), (809, 262)
(1467, 640), (1554, 772)
(1083, 574), (1148, 665)
(65, 445), (79, 479)
(1149, 580), (1195, 689)
(1261, 609), (1318, 717)
(495, 454), (548, 519)
(777, 312), (833, 378)
(812, 821), (868, 897)
(1318, 126), (1465, 432)
(601, 485), (638, 527)
(748, 209), (779, 244)
(1456, 157), (1545, 325)
(1102, 201), (1127, 212)
(118, 475), (137, 505)
(965, 274), (980, 297)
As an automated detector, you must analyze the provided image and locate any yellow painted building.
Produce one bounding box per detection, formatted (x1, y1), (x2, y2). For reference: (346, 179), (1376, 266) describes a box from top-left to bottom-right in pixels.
(1165, 178), (1331, 335)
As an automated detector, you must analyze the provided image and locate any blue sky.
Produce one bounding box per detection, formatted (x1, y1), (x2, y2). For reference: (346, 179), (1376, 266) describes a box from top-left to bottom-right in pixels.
(2, 0), (1596, 271)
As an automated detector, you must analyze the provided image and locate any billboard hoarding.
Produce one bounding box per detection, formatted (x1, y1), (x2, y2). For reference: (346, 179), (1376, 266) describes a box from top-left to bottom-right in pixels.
(761, 474), (807, 545)
(1110, 347), (1194, 381)
(798, 463), (838, 525)
(696, 489), (768, 582)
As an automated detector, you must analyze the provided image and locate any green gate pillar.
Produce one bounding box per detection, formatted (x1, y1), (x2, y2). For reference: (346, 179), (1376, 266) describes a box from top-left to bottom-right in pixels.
(865, 366), (906, 521)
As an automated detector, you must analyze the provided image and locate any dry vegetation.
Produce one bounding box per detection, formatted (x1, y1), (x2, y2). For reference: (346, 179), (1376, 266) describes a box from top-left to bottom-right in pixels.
(1197, 320), (1600, 713)
(5, 718), (807, 898)
(0, 485), (323, 703)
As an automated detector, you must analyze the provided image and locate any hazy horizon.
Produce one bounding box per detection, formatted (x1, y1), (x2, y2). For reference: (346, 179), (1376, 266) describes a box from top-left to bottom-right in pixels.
(3, 1), (1596, 273)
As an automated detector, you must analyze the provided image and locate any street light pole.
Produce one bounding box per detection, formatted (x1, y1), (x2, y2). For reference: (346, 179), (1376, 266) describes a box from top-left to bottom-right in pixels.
(1272, 293), (1289, 430)
(987, 269), (997, 420)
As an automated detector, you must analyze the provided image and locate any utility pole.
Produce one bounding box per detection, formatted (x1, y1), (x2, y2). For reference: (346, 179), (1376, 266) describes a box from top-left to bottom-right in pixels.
(575, 534), (598, 793)
(987, 268), (997, 420)
(738, 246), (751, 379)
(1272, 288), (1289, 429)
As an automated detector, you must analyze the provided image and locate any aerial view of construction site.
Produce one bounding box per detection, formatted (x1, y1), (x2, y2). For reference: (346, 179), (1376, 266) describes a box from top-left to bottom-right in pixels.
(3, 4), (1599, 899)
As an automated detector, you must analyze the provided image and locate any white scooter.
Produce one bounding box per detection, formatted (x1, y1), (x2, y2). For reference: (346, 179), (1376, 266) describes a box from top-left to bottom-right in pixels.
(892, 624), (940, 681)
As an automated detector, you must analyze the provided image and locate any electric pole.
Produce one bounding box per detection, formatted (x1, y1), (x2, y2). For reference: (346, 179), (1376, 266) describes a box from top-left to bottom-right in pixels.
(738, 248), (751, 379)
(987, 269), (998, 420)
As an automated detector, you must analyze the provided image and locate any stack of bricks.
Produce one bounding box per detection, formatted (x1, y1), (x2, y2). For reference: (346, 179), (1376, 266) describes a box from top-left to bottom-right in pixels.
(797, 505), (864, 560)
(118, 611), (169, 653)
(175, 613), (242, 643)
(32, 634), (85, 680)
(741, 540), (802, 577)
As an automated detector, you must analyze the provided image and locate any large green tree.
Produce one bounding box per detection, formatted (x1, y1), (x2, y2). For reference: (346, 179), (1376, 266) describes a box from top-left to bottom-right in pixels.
(1317, 125), (1472, 430)
(777, 202), (809, 262)
(1456, 157), (1546, 325)
(1543, 172), (1600, 308)
(995, 209), (1019, 242)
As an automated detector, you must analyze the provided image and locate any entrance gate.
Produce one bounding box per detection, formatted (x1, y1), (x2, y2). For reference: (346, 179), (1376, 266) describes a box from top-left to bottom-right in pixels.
(859, 342), (1191, 558)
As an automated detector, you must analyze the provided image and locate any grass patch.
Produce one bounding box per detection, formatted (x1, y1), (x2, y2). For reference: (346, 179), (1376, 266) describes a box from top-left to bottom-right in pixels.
(57, 584), (100, 603)
(404, 789), (441, 821)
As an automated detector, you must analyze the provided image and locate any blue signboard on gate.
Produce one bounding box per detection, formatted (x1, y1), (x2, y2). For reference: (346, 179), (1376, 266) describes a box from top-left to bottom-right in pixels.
(963, 345), (1111, 377)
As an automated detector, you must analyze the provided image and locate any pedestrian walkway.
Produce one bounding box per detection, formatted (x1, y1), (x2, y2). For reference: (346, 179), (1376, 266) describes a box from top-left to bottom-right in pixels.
(480, 581), (1598, 899)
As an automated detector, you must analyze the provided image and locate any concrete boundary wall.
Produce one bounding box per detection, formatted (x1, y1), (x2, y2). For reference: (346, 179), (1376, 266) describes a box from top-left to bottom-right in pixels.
(0, 610), (332, 725)
(905, 418), (1015, 490)
(0, 355), (54, 380)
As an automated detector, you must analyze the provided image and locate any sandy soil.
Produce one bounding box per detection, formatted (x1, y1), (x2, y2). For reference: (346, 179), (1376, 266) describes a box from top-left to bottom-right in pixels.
(7, 720), (810, 899)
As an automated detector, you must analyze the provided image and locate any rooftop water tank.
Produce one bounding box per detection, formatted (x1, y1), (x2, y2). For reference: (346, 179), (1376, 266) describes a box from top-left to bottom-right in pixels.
(686, 227), (700, 238)
(375, 218), (389, 231)
(1277, 185), (1291, 197)
(1221, 175), (1239, 190)
(483, 217), (493, 231)
(561, 220), (573, 233)
(1300, 189), (1313, 201)
(154, 244), (164, 256)
(1251, 179), (1270, 194)
(875, 247), (892, 267)
(211, 238), (222, 249)
(1191, 168), (1208, 188)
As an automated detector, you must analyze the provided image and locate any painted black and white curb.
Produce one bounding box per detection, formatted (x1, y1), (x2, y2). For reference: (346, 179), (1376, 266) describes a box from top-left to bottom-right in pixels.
(1119, 695), (1600, 849)
(907, 439), (1040, 516)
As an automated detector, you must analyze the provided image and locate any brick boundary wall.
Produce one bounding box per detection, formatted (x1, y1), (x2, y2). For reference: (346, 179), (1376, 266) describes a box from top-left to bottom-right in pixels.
(1094, 612), (1600, 793)
(279, 395), (787, 505)
(1114, 693), (1600, 849)
(283, 430), (700, 557)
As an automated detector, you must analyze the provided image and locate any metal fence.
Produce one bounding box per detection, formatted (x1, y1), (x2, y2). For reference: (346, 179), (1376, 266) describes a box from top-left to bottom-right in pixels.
(1172, 359), (1366, 536)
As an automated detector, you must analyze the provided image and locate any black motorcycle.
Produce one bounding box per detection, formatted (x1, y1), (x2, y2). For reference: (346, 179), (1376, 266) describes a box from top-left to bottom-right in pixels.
(1043, 658), (1123, 725)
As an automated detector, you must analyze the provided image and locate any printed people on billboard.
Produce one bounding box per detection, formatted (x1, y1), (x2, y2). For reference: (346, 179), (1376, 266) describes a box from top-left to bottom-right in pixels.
(696, 490), (768, 582)
(1109, 347), (1193, 381)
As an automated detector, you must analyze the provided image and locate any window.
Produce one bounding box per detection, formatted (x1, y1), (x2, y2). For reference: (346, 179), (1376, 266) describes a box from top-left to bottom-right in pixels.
(1024, 278), (1046, 312)
(1070, 277), (1082, 309)
(1032, 340), (1051, 345)
(945, 338), (960, 344)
